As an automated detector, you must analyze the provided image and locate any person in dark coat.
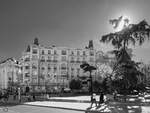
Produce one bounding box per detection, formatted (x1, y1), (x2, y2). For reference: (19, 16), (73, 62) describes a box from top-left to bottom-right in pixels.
(90, 93), (97, 107)
(32, 93), (36, 101)
(113, 90), (117, 100)
(13, 88), (17, 100)
(99, 91), (104, 105)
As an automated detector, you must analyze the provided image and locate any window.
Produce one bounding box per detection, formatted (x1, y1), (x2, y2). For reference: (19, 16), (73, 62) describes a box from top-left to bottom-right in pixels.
(8, 77), (11, 81)
(83, 57), (86, 62)
(61, 56), (66, 61)
(71, 51), (74, 55)
(47, 74), (50, 78)
(48, 50), (51, 54)
(53, 56), (57, 62)
(77, 57), (80, 63)
(25, 73), (30, 77)
(77, 51), (80, 55)
(54, 66), (57, 73)
(41, 56), (45, 62)
(90, 51), (94, 56)
(83, 51), (86, 55)
(32, 71), (37, 76)
(42, 50), (44, 55)
(47, 56), (51, 62)
(90, 57), (94, 62)
(32, 64), (37, 69)
(32, 78), (37, 83)
(32, 55), (38, 60)
(48, 66), (51, 70)
(70, 57), (74, 62)
(71, 68), (74, 72)
(54, 50), (57, 54)
(77, 68), (80, 76)
(61, 63), (67, 70)
(61, 50), (66, 55)
(24, 57), (30, 62)
(41, 67), (45, 70)
(32, 49), (37, 54)
(25, 66), (30, 70)
(82, 81), (87, 84)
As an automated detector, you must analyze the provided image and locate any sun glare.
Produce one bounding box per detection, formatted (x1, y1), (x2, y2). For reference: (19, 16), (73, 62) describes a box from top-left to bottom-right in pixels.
(115, 15), (130, 32)
(116, 19), (125, 32)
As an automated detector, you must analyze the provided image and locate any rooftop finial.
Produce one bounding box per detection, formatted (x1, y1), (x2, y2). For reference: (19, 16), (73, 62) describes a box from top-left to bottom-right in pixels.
(33, 37), (39, 45)
(88, 40), (94, 49)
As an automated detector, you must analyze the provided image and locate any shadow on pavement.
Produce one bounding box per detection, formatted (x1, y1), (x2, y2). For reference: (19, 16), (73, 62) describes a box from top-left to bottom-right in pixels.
(85, 102), (143, 113)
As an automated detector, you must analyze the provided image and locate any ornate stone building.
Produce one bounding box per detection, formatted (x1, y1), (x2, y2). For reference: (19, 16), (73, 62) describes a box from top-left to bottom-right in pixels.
(0, 58), (21, 89)
(20, 38), (96, 92)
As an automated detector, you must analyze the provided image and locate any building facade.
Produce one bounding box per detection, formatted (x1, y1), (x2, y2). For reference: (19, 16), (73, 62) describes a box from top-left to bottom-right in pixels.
(139, 63), (150, 86)
(0, 58), (21, 89)
(20, 39), (97, 92)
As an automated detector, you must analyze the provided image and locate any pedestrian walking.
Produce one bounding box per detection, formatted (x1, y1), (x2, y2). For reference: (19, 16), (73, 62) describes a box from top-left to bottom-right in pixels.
(32, 93), (36, 101)
(90, 93), (97, 107)
(99, 91), (104, 105)
(25, 86), (31, 101)
(113, 90), (117, 100)
(13, 88), (17, 100)
(18, 87), (21, 102)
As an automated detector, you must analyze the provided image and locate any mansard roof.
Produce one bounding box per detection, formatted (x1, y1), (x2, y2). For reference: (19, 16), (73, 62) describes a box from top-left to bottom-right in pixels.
(0, 57), (19, 64)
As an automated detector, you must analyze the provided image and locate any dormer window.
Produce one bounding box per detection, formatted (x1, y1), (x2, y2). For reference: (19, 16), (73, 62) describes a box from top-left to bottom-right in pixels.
(42, 50), (44, 55)
(48, 50), (51, 54)
(62, 50), (66, 55)
(32, 49), (37, 54)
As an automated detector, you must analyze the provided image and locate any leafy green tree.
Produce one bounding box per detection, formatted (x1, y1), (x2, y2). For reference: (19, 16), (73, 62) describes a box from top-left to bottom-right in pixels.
(69, 79), (82, 90)
(101, 20), (150, 50)
(93, 80), (101, 92)
(100, 18), (150, 95)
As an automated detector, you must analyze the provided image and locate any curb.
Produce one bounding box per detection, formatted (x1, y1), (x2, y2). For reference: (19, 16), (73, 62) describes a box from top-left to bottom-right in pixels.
(22, 103), (103, 113)
(48, 99), (150, 105)
(22, 103), (86, 112)
(49, 99), (91, 103)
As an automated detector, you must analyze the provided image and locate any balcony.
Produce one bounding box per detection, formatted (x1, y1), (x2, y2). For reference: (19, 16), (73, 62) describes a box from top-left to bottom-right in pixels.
(61, 74), (68, 78)
(61, 67), (67, 70)
(47, 60), (52, 62)
(53, 60), (58, 63)
(70, 60), (75, 63)
(76, 61), (81, 63)
(24, 58), (30, 62)
(40, 60), (45, 62)
(25, 73), (30, 78)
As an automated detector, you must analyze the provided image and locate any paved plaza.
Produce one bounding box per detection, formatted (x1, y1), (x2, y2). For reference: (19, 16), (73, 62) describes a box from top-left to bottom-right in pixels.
(1, 94), (150, 113)
(24, 95), (150, 113)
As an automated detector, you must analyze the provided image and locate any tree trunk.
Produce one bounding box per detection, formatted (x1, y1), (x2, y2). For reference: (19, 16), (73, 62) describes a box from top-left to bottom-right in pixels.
(90, 71), (93, 96)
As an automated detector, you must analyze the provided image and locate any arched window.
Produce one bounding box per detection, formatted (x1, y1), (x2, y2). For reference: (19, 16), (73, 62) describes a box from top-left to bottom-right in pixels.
(48, 50), (51, 54)
(42, 50), (45, 55)
(61, 63), (67, 70)
(32, 63), (37, 69)
(62, 50), (66, 55)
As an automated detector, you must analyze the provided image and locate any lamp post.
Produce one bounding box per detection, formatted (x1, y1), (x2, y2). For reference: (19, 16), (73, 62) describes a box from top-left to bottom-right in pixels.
(11, 68), (14, 92)
(37, 60), (39, 91)
(89, 70), (93, 95)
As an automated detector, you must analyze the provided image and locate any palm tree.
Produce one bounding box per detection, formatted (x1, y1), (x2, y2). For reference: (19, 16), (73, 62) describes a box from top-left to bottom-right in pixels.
(80, 62), (96, 95)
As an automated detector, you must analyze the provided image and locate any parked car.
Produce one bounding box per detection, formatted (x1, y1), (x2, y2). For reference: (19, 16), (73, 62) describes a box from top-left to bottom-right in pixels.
(64, 88), (71, 93)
